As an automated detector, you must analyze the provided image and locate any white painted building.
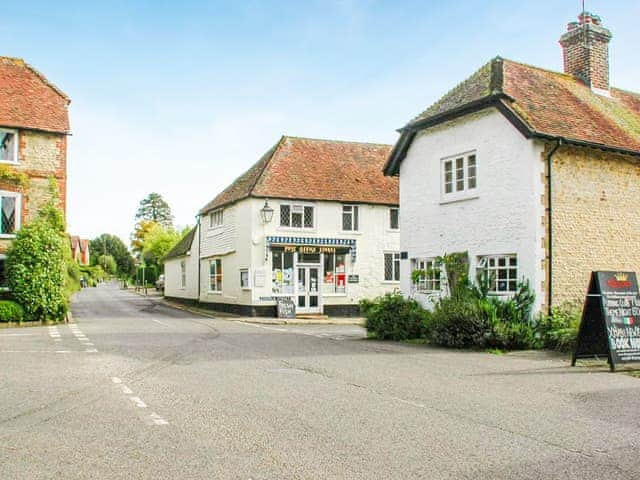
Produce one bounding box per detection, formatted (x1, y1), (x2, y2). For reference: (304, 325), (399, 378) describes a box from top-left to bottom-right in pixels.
(164, 227), (200, 301)
(166, 136), (400, 316)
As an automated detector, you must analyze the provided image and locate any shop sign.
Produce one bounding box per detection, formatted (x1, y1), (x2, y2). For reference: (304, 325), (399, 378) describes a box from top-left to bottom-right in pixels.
(348, 275), (359, 284)
(572, 271), (640, 371)
(282, 245), (336, 254)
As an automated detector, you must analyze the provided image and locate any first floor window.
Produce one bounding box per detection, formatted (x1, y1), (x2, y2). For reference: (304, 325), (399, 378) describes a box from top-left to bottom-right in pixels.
(477, 254), (517, 294)
(442, 152), (477, 197)
(0, 192), (19, 235)
(280, 204), (314, 228)
(209, 258), (222, 292)
(180, 260), (186, 288)
(384, 252), (400, 282)
(414, 258), (441, 292)
(209, 209), (223, 227)
(389, 208), (399, 230)
(240, 269), (250, 289)
(0, 129), (17, 163)
(342, 205), (359, 231)
(323, 252), (347, 294)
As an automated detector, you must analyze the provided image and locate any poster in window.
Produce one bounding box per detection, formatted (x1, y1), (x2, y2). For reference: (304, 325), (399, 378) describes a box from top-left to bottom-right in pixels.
(324, 271), (334, 284)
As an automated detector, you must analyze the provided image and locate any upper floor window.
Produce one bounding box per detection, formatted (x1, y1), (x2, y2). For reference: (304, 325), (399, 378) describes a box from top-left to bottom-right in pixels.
(0, 192), (20, 236)
(0, 129), (18, 163)
(209, 209), (223, 228)
(280, 204), (314, 229)
(384, 252), (400, 282)
(442, 152), (477, 200)
(342, 205), (359, 231)
(389, 207), (399, 230)
(414, 258), (441, 293)
(477, 254), (517, 294)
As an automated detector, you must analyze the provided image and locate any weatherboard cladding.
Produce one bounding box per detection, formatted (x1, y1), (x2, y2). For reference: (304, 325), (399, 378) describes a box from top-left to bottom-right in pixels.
(0, 57), (70, 134)
(199, 136), (397, 215)
(386, 57), (640, 175)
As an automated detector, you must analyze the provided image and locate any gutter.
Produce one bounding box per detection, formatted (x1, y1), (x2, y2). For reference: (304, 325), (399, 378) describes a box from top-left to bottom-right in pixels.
(545, 139), (562, 316)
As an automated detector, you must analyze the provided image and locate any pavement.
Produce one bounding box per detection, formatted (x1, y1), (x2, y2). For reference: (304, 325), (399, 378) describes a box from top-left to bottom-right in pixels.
(1, 282), (639, 479)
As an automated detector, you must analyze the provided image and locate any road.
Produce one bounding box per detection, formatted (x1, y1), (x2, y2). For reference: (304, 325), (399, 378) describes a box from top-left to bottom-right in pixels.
(1, 283), (639, 479)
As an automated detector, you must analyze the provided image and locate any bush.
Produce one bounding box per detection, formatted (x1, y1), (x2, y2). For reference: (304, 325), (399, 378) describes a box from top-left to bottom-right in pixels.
(430, 296), (491, 348)
(361, 293), (430, 341)
(535, 306), (580, 352)
(79, 265), (106, 287)
(0, 300), (24, 323)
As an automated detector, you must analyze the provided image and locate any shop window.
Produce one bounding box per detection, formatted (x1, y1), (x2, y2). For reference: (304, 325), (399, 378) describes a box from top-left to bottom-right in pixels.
(442, 152), (477, 200)
(209, 258), (222, 292)
(323, 252), (347, 294)
(414, 258), (441, 292)
(298, 252), (320, 264)
(477, 254), (517, 294)
(384, 252), (400, 282)
(209, 209), (223, 228)
(280, 204), (314, 229)
(272, 249), (294, 294)
(240, 268), (250, 289)
(0, 192), (20, 235)
(0, 129), (17, 163)
(389, 208), (399, 230)
(180, 260), (186, 288)
(342, 205), (359, 231)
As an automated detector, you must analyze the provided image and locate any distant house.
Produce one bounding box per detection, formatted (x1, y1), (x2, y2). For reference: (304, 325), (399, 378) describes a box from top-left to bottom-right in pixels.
(69, 236), (90, 266)
(0, 56), (70, 286)
(166, 136), (400, 316)
(384, 12), (640, 313)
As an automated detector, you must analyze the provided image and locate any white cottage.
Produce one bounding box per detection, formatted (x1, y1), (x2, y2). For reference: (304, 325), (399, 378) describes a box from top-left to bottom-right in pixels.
(166, 136), (400, 316)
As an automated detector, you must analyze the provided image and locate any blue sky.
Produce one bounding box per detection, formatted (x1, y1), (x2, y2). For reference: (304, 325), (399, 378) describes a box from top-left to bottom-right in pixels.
(1, 0), (638, 244)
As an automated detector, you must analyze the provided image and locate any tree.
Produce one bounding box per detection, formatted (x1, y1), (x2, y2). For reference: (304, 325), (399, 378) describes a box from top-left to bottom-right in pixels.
(90, 233), (135, 276)
(135, 192), (173, 228)
(131, 219), (158, 256)
(141, 223), (184, 271)
(96, 254), (117, 275)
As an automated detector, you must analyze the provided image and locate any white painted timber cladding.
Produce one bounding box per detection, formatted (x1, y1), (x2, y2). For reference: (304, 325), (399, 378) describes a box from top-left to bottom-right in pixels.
(164, 225), (200, 300)
(398, 108), (546, 312)
(200, 204), (237, 258)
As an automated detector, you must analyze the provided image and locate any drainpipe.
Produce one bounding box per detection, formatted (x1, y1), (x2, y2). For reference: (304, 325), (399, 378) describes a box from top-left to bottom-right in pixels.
(196, 214), (201, 306)
(546, 139), (562, 316)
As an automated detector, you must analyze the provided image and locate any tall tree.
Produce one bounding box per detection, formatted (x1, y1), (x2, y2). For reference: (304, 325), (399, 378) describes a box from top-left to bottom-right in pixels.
(135, 192), (173, 228)
(90, 233), (135, 276)
(130, 220), (157, 256)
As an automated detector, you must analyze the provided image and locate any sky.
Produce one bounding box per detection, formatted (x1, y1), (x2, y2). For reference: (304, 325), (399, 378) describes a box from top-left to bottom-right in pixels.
(1, 0), (638, 245)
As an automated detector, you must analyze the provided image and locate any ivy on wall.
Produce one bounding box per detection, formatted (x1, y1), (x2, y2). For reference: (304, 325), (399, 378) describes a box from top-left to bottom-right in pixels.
(0, 165), (29, 190)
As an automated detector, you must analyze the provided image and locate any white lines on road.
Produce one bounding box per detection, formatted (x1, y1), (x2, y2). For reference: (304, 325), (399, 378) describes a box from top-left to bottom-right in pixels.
(110, 376), (168, 426)
(0, 333), (34, 337)
(237, 321), (352, 340)
(150, 318), (169, 327)
(48, 326), (61, 342)
(68, 324), (99, 353)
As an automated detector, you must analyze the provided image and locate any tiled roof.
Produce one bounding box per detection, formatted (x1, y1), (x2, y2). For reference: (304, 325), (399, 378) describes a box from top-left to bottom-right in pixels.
(164, 227), (197, 260)
(385, 57), (640, 174)
(200, 136), (397, 214)
(0, 57), (70, 134)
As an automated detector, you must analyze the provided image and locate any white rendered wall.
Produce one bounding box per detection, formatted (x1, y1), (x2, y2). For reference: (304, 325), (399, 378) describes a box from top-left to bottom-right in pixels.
(164, 225), (200, 300)
(398, 108), (546, 312)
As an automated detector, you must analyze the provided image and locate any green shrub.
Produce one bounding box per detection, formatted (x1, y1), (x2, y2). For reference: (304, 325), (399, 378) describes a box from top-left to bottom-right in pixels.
(430, 296), (491, 348)
(489, 320), (540, 350)
(0, 300), (24, 323)
(535, 306), (580, 352)
(360, 293), (430, 341)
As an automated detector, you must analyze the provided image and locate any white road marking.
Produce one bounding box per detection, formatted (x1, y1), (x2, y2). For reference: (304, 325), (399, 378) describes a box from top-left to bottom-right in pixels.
(130, 396), (147, 408)
(121, 385), (133, 394)
(150, 318), (169, 327)
(111, 377), (122, 384)
(0, 333), (34, 337)
(390, 396), (426, 409)
(55, 350), (71, 354)
(85, 348), (98, 353)
(149, 412), (168, 425)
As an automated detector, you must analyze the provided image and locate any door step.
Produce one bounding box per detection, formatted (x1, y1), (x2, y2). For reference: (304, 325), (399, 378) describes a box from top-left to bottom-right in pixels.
(295, 314), (329, 320)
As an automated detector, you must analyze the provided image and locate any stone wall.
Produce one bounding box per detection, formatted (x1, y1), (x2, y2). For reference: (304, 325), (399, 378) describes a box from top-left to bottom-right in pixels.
(551, 145), (640, 306)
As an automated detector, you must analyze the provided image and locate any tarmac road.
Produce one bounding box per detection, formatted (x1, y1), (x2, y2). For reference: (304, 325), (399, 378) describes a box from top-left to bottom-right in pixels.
(1, 282), (639, 479)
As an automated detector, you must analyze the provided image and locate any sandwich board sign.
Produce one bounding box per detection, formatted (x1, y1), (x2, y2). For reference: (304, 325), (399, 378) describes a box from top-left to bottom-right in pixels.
(276, 297), (296, 319)
(572, 271), (640, 371)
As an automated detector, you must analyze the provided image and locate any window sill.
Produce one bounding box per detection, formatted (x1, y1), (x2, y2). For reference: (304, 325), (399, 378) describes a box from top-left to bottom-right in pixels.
(340, 230), (362, 235)
(207, 291), (222, 295)
(323, 293), (347, 297)
(0, 234), (16, 239)
(241, 287), (251, 291)
(382, 281), (401, 285)
(439, 194), (479, 205)
(0, 160), (19, 165)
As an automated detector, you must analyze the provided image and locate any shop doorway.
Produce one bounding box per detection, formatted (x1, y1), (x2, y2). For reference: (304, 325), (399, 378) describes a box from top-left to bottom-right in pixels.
(297, 266), (321, 314)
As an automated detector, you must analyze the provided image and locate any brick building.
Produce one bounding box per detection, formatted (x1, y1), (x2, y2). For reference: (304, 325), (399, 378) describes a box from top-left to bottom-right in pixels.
(384, 12), (640, 312)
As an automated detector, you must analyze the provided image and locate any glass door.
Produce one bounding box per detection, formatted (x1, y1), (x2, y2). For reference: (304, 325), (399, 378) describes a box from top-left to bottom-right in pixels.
(297, 266), (321, 314)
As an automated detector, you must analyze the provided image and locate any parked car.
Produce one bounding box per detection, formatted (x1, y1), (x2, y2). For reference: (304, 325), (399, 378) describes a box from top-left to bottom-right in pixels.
(155, 274), (165, 291)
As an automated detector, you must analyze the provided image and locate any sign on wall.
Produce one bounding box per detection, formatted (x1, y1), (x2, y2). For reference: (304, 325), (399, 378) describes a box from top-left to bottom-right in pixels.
(572, 271), (640, 371)
(254, 268), (266, 288)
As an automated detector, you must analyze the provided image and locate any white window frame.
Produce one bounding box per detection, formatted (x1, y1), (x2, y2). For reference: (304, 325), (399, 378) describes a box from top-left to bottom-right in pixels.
(180, 259), (186, 289)
(209, 258), (223, 293)
(0, 191), (21, 238)
(383, 252), (401, 282)
(0, 128), (18, 164)
(441, 151), (477, 202)
(342, 204), (359, 232)
(389, 207), (399, 230)
(240, 268), (250, 290)
(414, 258), (442, 293)
(209, 209), (223, 228)
(279, 203), (315, 230)
(477, 254), (518, 295)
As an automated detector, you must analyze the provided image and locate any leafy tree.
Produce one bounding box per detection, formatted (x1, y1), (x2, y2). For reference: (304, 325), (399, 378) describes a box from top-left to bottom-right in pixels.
(135, 192), (173, 228)
(91, 233), (135, 276)
(141, 223), (184, 271)
(96, 254), (117, 275)
(131, 219), (158, 255)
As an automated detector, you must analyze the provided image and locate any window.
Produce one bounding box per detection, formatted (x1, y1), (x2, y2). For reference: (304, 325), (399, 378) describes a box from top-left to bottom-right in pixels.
(389, 208), (399, 230)
(442, 152), (477, 198)
(323, 252), (347, 294)
(342, 205), (359, 231)
(240, 269), (250, 289)
(0, 129), (17, 163)
(280, 204), (314, 229)
(180, 260), (186, 288)
(0, 192), (20, 235)
(209, 209), (223, 228)
(477, 255), (518, 294)
(272, 249), (294, 294)
(209, 258), (222, 292)
(384, 252), (400, 282)
(414, 259), (441, 292)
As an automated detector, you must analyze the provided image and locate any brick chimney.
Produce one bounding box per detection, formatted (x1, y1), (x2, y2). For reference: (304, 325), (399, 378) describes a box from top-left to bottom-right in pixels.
(559, 12), (612, 93)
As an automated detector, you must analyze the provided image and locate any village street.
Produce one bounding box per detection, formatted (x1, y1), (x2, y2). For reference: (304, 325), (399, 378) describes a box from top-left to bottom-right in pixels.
(0, 283), (639, 479)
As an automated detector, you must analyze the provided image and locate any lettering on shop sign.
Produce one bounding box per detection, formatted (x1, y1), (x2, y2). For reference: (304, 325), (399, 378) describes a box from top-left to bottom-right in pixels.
(572, 271), (640, 371)
(282, 245), (336, 254)
(276, 297), (296, 319)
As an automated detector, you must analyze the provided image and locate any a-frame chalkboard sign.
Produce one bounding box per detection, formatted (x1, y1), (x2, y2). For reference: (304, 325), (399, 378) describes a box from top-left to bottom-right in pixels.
(572, 271), (640, 372)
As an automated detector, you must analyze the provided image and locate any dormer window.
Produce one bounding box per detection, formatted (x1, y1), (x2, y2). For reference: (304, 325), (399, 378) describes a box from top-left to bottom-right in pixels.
(0, 129), (18, 164)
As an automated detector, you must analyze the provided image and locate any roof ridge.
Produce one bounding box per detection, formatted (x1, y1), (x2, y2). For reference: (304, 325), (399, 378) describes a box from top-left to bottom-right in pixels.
(282, 135), (391, 147)
(501, 57), (575, 81)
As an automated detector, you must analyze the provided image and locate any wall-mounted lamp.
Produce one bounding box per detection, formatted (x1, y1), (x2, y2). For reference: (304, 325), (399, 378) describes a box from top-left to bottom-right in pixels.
(260, 200), (274, 223)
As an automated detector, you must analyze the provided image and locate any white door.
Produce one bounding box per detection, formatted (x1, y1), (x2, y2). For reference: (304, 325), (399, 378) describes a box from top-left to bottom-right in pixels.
(297, 266), (321, 314)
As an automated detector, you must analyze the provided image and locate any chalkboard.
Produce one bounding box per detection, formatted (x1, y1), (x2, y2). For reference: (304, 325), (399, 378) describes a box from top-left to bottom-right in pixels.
(572, 271), (640, 371)
(276, 297), (296, 319)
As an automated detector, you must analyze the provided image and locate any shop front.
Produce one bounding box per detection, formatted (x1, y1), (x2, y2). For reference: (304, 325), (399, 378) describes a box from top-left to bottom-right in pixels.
(267, 236), (356, 314)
